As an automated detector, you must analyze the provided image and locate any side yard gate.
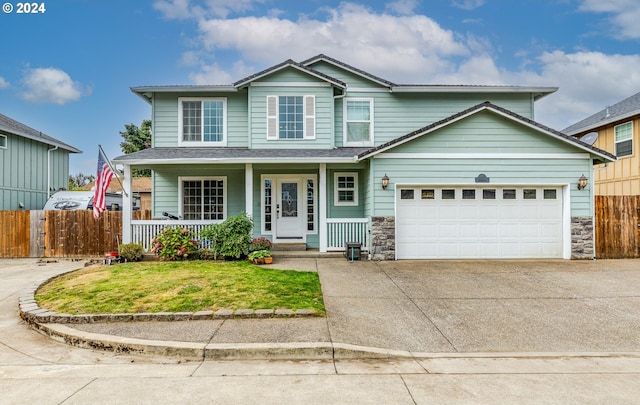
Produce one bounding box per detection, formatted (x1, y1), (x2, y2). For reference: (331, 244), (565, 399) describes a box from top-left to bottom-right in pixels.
(594, 195), (640, 259)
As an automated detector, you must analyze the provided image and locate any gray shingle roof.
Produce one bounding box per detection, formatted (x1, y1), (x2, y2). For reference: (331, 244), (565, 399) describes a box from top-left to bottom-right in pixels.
(301, 54), (396, 88)
(562, 91), (640, 135)
(112, 147), (370, 164)
(233, 59), (346, 88)
(357, 101), (616, 163)
(0, 113), (81, 153)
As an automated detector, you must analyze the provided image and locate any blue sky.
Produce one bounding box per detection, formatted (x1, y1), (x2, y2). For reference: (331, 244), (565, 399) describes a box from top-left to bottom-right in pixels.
(2, 0), (640, 174)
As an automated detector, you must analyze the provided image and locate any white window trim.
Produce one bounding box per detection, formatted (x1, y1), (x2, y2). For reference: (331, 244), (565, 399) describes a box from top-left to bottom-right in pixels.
(0, 134), (6, 149)
(266, 95), (316, 140)
(178, 97), (227, 147)
(614, 121), (633, 157)
(178, 176), (227, 220)
(334, 172), (358, 206)
(343, 97), (374, 147)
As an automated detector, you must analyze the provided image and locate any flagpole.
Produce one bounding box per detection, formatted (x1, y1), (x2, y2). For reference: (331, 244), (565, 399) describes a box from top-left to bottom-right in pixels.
(98, 145), (129, 197)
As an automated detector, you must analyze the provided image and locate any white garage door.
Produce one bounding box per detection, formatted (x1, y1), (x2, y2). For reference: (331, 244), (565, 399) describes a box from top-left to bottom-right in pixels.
(396, 186), (564, 259)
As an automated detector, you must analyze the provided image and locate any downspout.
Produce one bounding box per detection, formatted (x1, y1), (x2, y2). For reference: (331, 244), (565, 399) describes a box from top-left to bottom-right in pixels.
(47, 144), (59, 199)
(333, 89), (346, 149)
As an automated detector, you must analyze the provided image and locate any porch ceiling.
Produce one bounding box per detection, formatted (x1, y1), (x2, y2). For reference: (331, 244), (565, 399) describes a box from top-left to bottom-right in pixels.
(112, 147), (371, 165)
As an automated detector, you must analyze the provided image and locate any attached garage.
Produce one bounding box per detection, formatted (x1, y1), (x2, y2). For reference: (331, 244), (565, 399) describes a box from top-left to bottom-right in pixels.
(395, 185), (565, 259)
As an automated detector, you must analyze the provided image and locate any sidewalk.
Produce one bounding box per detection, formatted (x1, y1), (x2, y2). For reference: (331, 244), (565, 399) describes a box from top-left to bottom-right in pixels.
(18, 257), (640, 361)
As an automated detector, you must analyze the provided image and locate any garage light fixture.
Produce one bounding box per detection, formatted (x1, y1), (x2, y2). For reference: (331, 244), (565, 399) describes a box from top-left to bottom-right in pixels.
(577, 174), (588, 190)
(381, 174), (390, 190)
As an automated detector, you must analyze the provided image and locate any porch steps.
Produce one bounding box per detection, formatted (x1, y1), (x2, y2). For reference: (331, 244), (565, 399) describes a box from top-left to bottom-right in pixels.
(271, 242), (307, 252)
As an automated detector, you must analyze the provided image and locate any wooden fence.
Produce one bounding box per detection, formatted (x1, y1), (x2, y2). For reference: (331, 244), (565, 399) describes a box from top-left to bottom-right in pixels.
(0, 210), (150, 258)
(594, 196), (640, 259)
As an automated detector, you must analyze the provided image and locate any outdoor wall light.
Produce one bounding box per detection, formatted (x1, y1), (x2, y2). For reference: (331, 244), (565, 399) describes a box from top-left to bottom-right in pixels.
(577, 174), (588, 190)
(381, 174), (390, 190)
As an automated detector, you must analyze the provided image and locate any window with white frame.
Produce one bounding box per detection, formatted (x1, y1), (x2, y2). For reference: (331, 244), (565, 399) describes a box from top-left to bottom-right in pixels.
(0, 134), (6, 149)
(180, 177), (226, 220)
(178, 97), (227, 146)
(344, 98), (373, 146)
(266, 95), (315, 140)
(615, 122), (633, 157)
(334, 172), (358, 206)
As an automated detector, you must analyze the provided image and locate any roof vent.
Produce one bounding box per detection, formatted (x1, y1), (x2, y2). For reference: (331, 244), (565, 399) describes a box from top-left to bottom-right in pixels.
(605, 106), (611, 118)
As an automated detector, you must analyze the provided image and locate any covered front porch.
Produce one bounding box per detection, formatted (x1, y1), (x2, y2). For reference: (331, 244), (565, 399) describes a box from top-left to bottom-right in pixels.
(118, 161), (370, 254)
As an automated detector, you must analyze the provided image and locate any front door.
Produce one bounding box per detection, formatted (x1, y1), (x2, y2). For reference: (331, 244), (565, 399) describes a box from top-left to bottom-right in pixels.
(275, 179), (304, 240)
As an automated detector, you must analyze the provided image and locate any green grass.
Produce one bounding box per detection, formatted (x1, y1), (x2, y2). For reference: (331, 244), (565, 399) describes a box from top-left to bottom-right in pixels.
(35, 261), (325, 316)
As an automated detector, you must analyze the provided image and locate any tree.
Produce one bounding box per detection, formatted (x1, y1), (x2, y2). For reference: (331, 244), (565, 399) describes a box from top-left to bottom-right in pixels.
(120, 119), (151, 177)
(68, 173), (95, 190)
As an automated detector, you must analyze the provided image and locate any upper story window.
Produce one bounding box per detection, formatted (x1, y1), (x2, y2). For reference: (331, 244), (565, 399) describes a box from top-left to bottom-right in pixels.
(344, 98), (373, 146)
(615, 122), (633, 157)
(178, 97), (227, 146)
(267, 95), (315, 140)
(0, 134), (6, 149)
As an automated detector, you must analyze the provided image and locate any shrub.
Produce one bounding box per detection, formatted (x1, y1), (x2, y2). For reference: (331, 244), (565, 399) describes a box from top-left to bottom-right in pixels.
(151, 227), (199, 261)
(250, 237), (272, 252)
(200, 212), (253, 259)
(118, 243), (144, 262)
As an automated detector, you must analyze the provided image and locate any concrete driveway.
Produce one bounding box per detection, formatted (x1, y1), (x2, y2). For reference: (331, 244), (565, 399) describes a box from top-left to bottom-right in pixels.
(318, 258), (640, 354)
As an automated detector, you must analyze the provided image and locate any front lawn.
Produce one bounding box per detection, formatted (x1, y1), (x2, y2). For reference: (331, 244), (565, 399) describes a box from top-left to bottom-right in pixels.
(35, 261), (325, 315)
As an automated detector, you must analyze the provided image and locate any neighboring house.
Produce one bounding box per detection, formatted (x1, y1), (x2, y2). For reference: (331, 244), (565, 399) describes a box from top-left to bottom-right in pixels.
(114, 55), (615, 260)
(563, 91), (640, 195)
(0, 113), (81, 210)
(81, 177), (151, 211)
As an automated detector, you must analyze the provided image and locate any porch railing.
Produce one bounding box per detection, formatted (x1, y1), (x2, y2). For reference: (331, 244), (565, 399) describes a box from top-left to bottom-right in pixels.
(326, 218), (369, 252)
(131, 220), (220, 252)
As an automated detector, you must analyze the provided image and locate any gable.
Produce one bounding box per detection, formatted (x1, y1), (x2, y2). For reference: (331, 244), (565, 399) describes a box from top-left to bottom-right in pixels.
(305, 60), (390, 89)
(252, 67), (333, 85)
(390, 110), (583, 155)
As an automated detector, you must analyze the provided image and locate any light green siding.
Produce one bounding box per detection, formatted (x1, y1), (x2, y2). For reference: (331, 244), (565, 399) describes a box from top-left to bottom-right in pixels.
(151, 165), (246, 218)
(368, 111), (594, 217)
(0, 133), (69, 210)
(306, 60), (390, 89)
(152, 91), (248, 148)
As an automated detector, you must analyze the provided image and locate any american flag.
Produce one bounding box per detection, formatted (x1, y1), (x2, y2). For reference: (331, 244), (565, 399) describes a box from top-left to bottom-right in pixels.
(93, 149), (114, 219)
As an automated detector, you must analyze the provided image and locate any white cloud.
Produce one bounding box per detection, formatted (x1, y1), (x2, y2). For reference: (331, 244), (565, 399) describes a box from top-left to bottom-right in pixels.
(451, 0), (485, 11)
(579, 0), (640, 39)
(0, 77), (9, 89)
(20, 67), (90, 105)
(195, 2), (469, 81)
(385, 0), (419, 15)
(154, 0), (263, 19)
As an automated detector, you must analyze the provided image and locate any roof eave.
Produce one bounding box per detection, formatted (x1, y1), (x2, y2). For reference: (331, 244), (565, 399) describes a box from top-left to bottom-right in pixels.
(564, 109), (640, 136)
(113, 157), (359, 165)
(233, 61), (346, 89)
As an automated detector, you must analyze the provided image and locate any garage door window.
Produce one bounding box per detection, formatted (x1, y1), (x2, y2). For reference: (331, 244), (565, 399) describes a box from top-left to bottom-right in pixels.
(483, 189), (496, 199)
(544, 189), (557, 199)
(442, 189), (455, 199)
(400, 189), (414, 199)
(503, 189), (516, 199)
(523, 189), (537, 199)
(421, 189), (435, 199)
(462, 189), (475, 199)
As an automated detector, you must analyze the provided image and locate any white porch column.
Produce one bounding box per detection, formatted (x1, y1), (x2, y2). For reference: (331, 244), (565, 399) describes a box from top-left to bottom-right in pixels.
(122, 164), (132, 244)
(245, 163), (253, 218)
(319, 163), (327, 252)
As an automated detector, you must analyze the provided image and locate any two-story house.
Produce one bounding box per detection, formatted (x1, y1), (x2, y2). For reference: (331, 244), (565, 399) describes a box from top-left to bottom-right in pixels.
(114, 55), (615, 260)
(0, 113), (81, 210)
(563, 91), (640, 195)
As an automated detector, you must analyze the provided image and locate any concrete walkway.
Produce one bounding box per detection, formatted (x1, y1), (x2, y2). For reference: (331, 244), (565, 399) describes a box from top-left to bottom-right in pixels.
(17, 257), (640, 360)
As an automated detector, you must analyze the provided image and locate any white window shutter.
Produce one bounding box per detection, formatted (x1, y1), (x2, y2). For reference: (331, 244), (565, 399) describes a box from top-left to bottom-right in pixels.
(304, 95), (315, 139)
(267, 96), (278, 140)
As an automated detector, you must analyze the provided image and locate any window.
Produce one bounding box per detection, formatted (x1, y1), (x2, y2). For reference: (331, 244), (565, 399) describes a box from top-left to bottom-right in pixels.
(503, 189), (516, 200)
(421, 189), (435, 199)
(483, 189), (496, 199)
(615, 122), (633, 157)
(523, 189), (537, 200)
(334, 172), (358, 206)
(267, 95), (315, 140)
(344, 98), (373, 146)
(0, 134), (6, 149)
(442, 189), (455, 199)
(400, 189), (414, 200)
(544, 189), (557, 199)
(307, 179), (316, 232)
(462, 189), (476, 200)
(179, 177), (226, 220)
(178, 98), (226, 146)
